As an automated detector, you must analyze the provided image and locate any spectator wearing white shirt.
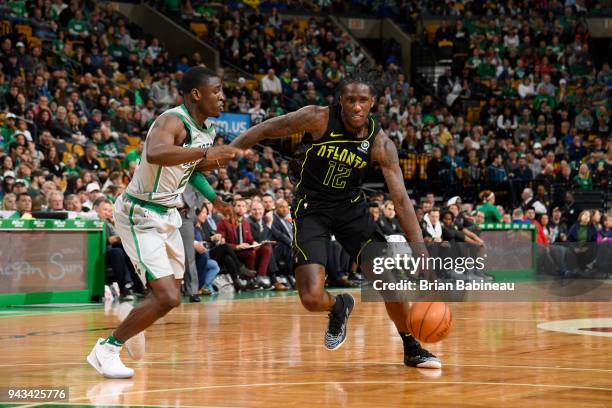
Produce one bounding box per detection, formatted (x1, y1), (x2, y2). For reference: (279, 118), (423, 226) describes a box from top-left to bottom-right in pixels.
(261, 69), (282, 106)
(518, 76), (535, 99)
(503, 30), (520, 49)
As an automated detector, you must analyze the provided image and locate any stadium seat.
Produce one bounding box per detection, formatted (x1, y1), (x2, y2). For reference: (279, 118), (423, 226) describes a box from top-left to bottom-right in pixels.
(245, 79), (258, 90)
(127, 136), (141, 147)
(29, 36), (42, 48)
(424, 24), (440, 43)
(0, 20), (10, 36)
(190, 22), (208, 38)
(72, 144), (85, 157)
(15, 24), (32, 39)
(297, 19), (309, 33)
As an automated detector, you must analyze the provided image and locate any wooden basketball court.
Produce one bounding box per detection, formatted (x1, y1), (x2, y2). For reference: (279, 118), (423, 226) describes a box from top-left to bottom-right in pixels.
(1, 291), (610, 407)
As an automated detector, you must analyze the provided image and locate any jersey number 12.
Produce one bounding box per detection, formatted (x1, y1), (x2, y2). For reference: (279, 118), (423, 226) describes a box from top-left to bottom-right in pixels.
(322, 160), (351, 189)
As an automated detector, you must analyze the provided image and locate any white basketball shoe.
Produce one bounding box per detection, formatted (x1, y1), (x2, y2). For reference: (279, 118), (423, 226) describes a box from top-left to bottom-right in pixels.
(87, 338), (134, 379)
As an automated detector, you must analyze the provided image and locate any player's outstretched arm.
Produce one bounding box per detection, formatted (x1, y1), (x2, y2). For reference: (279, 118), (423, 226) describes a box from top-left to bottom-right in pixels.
(146, 114), (240, 166)
(374, 131), (428, 248)
(230, 105), (325, 150)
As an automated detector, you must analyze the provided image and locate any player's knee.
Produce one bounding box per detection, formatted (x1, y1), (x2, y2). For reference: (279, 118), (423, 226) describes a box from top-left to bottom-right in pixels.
(299, 290), (323, 312)
(156, 288), (182, 311)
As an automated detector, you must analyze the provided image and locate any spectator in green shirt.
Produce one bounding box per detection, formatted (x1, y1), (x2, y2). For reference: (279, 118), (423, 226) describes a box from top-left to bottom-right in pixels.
(476, 189), (502, 223)
(123, 140), (143, 170)
(573, 164), (593, 190)
(64, 153), (81, 177)
(9, 192), (32, 218)
(108, 35), (129, 62)
(68, 9), (89, 38)
(9, 0), (28, 18)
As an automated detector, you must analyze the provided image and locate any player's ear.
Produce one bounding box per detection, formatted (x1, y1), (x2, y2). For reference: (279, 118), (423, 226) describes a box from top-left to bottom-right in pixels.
(191, 88), (201, 101)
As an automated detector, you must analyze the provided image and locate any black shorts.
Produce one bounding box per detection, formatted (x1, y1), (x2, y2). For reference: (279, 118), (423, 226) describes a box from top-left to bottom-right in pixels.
(291, 196), (382, 267)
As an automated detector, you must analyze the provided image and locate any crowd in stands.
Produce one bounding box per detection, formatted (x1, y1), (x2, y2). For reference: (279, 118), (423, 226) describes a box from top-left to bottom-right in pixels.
(0, 1), (610, 301)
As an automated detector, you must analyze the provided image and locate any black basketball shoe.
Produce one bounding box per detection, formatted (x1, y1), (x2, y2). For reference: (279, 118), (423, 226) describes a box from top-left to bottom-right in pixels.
(404, 343), (442, 369)
(324, 294), (354, 350)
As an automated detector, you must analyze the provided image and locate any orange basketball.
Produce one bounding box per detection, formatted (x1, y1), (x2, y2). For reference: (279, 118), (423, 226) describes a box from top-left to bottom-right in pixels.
(408, 302), (453, 343)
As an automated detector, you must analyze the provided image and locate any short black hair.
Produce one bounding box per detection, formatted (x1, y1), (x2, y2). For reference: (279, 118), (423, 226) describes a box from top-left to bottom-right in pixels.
(16, 192), (31, 201)
(442, 210), (455, 220)
(337, 65), (380, 98)
(180, 66), (218, 96)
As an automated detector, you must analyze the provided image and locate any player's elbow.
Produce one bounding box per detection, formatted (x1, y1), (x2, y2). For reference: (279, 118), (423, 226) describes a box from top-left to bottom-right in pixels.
(146, 149), (163, 165)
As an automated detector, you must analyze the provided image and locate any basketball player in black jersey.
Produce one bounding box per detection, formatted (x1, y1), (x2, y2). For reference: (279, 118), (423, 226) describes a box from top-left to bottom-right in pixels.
(231, 78), (441, 368)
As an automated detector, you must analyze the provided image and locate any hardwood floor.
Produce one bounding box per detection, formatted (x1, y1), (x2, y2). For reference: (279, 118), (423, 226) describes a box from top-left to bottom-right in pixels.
(0, 292), (610, 407)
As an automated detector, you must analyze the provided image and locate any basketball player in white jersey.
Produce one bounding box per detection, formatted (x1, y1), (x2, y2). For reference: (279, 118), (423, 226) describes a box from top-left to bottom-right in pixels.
(87, 67), (241, 378)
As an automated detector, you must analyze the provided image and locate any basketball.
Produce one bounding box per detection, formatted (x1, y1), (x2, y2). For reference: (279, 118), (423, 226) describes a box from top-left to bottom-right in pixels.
(408, 302), (453, 343)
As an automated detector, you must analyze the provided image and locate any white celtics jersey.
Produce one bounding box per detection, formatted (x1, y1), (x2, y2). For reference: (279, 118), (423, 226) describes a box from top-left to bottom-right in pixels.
(125, 104), (215, 207)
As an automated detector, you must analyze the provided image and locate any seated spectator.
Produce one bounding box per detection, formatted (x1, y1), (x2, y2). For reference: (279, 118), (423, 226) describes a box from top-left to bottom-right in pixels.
(520, 188), (547, 215)
(422, 208), (443, 243)
(10, 192), (32, 218)
(46, 190), (65, 211)
(78, 144), (103, 173)
(2, 193), (17, 211)
(249, 200), (287, 290)
(261, 69), (282, 104)
(65, 194), (83, 213)
(193, 232), (220, 296)
(269, 198), (294, 281)
(83, 182), (102, 211)
(94, 197), (136, 300)
(597, 214), (612, 243)
(573, 164), (593, 190)
(567, 210), (598, 243)
(194, 204), (253, 292)
(377, 200), (402, 235)
(216, 198), (272, 288)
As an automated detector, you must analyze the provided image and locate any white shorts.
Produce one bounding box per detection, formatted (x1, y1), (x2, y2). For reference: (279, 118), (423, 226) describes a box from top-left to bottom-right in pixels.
(114, 194), (184, 285)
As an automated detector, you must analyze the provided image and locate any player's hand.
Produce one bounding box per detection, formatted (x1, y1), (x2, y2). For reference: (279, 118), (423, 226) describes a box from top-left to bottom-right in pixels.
(206, 145), (244, 162)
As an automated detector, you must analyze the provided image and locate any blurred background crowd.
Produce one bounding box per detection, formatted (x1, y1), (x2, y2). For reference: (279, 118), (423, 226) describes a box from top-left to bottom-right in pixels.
(0, 0), (609, 301)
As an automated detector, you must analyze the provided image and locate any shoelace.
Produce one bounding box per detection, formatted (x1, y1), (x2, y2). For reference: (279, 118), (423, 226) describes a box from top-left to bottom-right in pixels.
(327, 310), (345, 336)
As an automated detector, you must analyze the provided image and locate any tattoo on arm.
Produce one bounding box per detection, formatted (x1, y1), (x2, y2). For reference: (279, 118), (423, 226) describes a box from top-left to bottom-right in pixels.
(377, 134), (426, 245)
(230, 105), (323, 150)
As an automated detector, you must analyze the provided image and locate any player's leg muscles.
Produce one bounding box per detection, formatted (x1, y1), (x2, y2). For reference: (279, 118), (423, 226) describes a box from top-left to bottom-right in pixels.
(356, 233), (411, 333)
(113, 275), (181, 342)
(295, 264), (336, 312)
(384, 302), (410, 333)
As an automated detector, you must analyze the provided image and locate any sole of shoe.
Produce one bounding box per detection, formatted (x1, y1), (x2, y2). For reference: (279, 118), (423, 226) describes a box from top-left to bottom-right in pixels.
(415, 360), (442, 369)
